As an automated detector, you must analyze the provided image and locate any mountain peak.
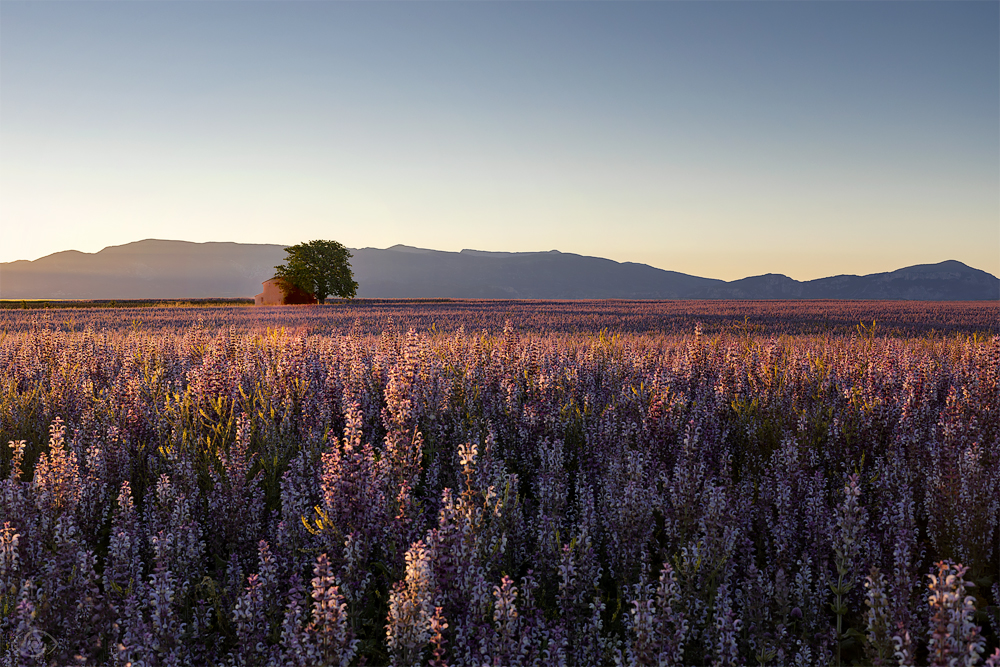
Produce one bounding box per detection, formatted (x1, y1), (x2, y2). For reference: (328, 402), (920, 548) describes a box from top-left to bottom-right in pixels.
(386, 245), (433, 254)
(1, 240), (996, 300)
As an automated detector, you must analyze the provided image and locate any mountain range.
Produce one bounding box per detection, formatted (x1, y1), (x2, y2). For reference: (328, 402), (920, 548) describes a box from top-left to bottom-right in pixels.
(1, 239), (997, 301)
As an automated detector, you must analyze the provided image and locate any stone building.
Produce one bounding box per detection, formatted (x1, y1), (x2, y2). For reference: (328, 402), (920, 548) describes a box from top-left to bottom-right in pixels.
(254, 278), (317, 305)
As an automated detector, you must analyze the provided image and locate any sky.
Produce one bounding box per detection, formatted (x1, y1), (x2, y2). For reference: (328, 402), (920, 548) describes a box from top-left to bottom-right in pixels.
(1, 2), (997, 281)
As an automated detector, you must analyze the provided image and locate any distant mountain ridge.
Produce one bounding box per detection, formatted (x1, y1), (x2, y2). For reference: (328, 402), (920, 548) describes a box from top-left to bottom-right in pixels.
(1, 239), (997, 300)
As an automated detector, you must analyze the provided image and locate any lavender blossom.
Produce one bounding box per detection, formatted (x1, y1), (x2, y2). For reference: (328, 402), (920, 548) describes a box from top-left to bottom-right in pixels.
(926, 561), (986, 667)
(387, 540), (436, 666)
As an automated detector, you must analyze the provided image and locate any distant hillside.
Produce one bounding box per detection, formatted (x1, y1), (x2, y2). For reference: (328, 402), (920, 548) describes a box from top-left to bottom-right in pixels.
(350, 246), (727, 299)
(0, 240), (286, 299)
(1, 239), (997, 300)
(691, 260), (1000, 301)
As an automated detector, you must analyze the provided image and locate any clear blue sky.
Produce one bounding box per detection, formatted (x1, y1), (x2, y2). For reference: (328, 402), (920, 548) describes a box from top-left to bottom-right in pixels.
(2, 1), (997, 280)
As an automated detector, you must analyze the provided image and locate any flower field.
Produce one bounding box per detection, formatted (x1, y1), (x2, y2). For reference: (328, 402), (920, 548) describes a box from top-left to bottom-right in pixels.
(1, 301), (998, 665)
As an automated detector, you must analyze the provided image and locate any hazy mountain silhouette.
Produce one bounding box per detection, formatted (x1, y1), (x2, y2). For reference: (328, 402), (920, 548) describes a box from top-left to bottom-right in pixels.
(1, 239), (997, 300)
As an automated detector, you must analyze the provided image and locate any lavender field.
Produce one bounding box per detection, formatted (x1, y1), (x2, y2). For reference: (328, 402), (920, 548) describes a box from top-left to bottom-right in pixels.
(1, 301), (998, 665)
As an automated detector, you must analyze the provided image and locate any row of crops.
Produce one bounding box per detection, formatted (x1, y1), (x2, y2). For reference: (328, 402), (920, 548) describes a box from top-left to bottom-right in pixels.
(1, 304), (998, 665)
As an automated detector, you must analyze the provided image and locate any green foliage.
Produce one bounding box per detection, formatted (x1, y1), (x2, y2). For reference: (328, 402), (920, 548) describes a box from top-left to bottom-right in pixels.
(274, 239), (358, 302)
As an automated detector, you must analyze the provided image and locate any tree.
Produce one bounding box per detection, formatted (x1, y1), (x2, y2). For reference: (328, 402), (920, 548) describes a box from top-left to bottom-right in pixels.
(274, 240), (358, 302)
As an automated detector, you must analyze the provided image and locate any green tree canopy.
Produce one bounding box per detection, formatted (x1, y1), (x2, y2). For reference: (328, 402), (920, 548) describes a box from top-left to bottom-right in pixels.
(274, 240), (358, 302)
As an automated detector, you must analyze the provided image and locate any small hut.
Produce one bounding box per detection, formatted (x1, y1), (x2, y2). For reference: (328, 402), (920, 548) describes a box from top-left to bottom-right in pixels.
(254, 278), (317, 305)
